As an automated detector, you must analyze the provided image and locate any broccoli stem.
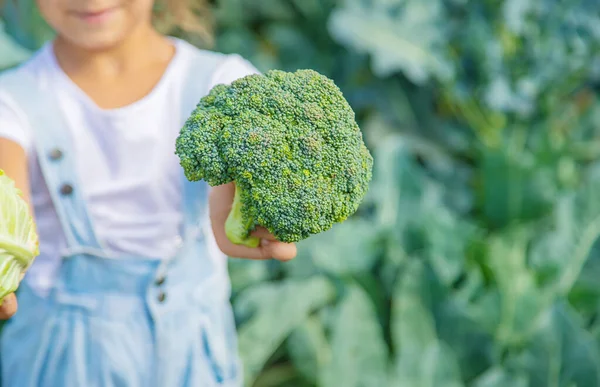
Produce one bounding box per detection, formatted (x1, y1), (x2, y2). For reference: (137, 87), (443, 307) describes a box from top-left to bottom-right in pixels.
(225, 183), (261, 248)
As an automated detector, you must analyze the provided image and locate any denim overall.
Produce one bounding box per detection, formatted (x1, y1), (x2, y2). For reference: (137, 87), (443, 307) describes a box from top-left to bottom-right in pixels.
(0, 49), (242, 387)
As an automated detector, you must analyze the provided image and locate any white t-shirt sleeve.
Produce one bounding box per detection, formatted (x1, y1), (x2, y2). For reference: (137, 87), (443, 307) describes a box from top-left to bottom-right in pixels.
(0, 93), (33, 153)
(208, 54), (261, 89)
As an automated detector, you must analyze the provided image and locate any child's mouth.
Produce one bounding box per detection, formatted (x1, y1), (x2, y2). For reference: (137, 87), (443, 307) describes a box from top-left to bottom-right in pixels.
(75, 7), (117, 25)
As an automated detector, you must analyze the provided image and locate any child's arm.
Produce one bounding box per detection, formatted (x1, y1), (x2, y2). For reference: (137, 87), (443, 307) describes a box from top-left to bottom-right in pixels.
(0, 138), (30, 319)
(203, 57), (297, 262)
(209, 182), (297, 262)
(0, 139), (32, 212)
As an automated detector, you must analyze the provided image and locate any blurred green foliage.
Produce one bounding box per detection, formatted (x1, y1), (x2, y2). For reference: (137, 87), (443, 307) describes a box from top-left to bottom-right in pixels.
(4, 0), (600, 386)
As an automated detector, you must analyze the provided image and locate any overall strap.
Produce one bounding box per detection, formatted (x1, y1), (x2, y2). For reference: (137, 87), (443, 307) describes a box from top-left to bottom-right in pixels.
(0, 46), (229, 262)
(0, 69), (107, 257)
(177, 49), (229, 240)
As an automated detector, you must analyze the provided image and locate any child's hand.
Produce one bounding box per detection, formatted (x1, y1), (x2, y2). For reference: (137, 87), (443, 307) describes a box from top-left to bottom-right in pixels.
(208, 183), (297, 261)
(0, 293), (18, 320)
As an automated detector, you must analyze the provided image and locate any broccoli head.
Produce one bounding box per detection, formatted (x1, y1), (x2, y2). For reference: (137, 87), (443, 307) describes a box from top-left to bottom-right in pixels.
(175, 69), (373, 247)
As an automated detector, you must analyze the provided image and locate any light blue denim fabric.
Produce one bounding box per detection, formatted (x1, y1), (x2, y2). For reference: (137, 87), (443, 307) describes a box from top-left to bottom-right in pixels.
(0, 48), (242, 387)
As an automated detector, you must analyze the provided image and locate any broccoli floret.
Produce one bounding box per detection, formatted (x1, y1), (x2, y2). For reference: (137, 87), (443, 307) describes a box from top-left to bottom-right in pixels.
(175, 69), (373, 247)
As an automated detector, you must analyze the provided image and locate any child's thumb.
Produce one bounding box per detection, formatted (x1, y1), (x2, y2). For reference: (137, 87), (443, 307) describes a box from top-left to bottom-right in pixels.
(260, 239), (297, 261)
(0, 293), (18, 320)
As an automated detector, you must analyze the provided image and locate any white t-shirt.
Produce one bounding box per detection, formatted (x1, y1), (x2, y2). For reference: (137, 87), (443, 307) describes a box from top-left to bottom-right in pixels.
(0, 37), (260, 296)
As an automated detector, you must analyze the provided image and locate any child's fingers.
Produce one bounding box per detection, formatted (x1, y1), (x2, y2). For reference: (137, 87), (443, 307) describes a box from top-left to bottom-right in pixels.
(208, 183), (296, 261)
(260, 239), (297, 262)
(250, 226), (277, 241)
(0, 293), (18, 320)
(217, 238), (297, 261)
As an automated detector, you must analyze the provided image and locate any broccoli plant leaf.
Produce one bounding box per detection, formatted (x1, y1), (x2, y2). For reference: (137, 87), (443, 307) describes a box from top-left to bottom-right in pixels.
(391, 260), (464, 387)
(471, 367), (529, 387)
(213, 0), (295, 25)
(1, 0), (54, 51)
(478, 142), (558, 230)
(529, 179), (600, 298)
(0, 22), (31, 71)
(227, 259), (273, 296)
(507, 302), (600, 387)
(234, 276), (336, 386)
(464, 177), (600, 359)
(447, 0), (600, 118)
(473, 228), (547, 347)
(296, 218), (381, 277)
(287, 316), (331, 384)
(319, 284), (389, 387)
(328, 0), (453, 83)
(369, 136), (426, 235)
(371, 136), (477, 287)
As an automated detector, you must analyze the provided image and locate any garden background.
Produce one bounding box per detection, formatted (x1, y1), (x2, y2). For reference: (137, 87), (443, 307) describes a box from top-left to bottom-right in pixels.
(3, 1), (600, 386)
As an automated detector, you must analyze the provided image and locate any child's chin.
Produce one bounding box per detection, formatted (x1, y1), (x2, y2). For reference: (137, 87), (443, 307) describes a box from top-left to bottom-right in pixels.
(63, 28), (131, 52)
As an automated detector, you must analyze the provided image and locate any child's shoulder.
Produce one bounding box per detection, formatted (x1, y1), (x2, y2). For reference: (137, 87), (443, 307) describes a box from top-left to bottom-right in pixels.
(173, 38), (260, 87)
(0, 45), (53, 153)
(0, 43), (54, 95)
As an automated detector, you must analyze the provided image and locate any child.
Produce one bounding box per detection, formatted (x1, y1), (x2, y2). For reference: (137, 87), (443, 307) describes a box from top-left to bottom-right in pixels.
(0, 0), (296, 386)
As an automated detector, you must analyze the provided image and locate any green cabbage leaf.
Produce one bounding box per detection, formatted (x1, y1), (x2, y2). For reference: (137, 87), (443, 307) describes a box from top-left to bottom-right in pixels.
(0, 169), (38, 303)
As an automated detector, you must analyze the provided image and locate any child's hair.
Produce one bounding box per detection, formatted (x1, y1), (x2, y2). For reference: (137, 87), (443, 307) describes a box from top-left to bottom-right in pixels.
(154, 0), (214, 47)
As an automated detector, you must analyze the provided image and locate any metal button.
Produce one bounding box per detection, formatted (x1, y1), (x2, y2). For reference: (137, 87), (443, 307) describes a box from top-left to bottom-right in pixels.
(155, 275), (166, 286)
(174, 235), (183, 248)
(48, 148), (63, 161)
(157, 291), (166, 303)
(60, 184), (74, 196)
